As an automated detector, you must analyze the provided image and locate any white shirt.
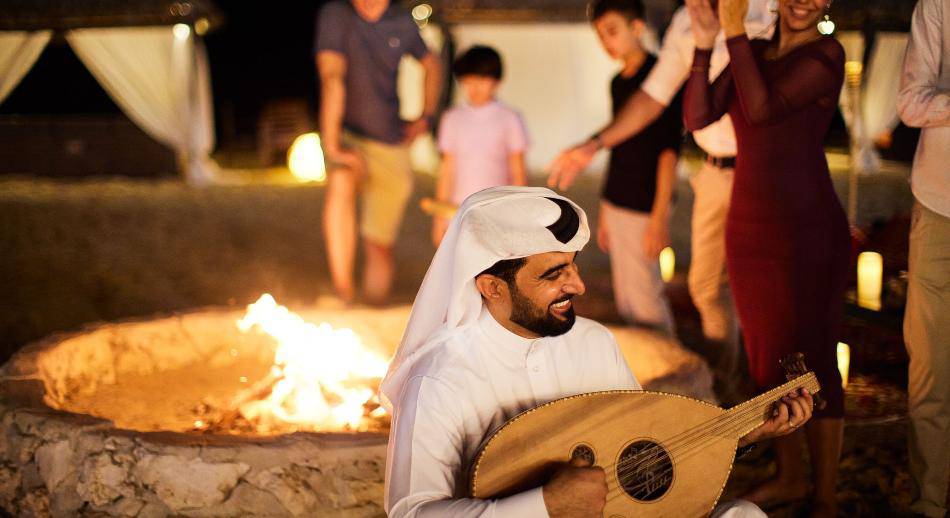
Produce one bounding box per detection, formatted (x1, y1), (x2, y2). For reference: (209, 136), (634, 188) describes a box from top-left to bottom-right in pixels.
(641, 1), (776, 157)
(385, 307), (641, 517)
(898, 0), (950, 218)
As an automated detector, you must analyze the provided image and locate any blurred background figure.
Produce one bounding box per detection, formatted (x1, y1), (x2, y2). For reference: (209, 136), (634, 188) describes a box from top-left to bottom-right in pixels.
(431, 45), (528, 246)
(897, 0), (950, 516)
(588, 0), (682, 336)
(316, 0), (442, 305)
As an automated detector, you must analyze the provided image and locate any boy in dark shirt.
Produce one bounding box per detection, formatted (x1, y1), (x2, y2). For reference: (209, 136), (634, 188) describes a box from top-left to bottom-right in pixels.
(590, 0), (682, 335)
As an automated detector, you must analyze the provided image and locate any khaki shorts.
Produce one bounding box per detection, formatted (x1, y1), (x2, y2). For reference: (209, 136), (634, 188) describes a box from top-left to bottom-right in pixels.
(330, 132), (413, 246)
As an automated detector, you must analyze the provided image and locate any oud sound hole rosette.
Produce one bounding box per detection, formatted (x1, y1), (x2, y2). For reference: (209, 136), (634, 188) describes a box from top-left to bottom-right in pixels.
(570, 443), (596, 464)
(617, 440), (673, 502)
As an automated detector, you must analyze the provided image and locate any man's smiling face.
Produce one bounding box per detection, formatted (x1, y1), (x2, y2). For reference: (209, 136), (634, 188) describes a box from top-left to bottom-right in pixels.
(504, 251), (586, 338)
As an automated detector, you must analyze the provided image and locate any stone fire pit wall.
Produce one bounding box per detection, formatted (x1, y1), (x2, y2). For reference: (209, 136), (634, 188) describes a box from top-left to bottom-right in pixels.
(0, 304), (712, 517)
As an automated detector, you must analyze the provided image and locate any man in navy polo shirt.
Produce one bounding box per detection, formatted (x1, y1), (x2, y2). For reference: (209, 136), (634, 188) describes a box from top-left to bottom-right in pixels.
(316, 0), (442, 304)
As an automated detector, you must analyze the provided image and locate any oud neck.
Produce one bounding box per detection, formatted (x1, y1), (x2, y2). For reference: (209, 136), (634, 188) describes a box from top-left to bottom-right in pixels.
(720, 373), (821, 439)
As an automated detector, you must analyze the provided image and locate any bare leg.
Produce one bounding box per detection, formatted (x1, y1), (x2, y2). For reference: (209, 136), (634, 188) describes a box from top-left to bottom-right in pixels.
(805, 417), (843, 517)
(741, 430), (809, 505)
(362, 238), (395, 305)
(324, 169), (359, 302)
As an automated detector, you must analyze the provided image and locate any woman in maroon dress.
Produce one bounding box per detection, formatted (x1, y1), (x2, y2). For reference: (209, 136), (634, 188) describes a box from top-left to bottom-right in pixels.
(683, 0), (847, 515)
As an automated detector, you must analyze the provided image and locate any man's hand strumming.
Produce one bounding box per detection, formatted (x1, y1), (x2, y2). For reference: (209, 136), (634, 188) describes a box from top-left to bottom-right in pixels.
(542, 457), (608, 518)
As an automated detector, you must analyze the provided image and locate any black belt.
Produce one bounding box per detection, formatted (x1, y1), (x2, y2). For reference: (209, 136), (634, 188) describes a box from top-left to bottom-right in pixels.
(704, 154), (736, 169)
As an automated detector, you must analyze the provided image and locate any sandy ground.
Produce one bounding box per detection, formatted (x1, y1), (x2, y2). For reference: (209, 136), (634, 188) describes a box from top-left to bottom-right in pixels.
(59, 357), (273, 433)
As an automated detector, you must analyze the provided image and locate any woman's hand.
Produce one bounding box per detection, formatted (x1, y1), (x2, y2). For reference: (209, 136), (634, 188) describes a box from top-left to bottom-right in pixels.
(685, 0), (721, 50)
(718, 0), (749, 39)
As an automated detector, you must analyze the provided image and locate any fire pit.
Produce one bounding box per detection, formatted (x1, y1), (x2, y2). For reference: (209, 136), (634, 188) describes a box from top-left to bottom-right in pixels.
(0, 297), (713, 517)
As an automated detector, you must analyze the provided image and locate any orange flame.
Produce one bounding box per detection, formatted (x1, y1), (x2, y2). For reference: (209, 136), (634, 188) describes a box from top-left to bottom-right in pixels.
(236, 294), (389, 431)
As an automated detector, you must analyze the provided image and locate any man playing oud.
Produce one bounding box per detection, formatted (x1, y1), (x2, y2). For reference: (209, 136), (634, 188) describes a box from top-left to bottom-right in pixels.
(381, 186), (813, 517)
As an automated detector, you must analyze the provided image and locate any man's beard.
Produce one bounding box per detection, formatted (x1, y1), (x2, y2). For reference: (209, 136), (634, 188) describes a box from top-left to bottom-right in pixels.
(509, 286), (576, 337)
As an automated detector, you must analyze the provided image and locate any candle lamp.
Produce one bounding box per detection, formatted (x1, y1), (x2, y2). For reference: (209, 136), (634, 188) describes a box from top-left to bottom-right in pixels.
(660, 247), (675, 283)
(288, 133), (327, 183)
(836, 342), (851, 389)
(857, 251), (883, 311)
(845, 60), (863, 88)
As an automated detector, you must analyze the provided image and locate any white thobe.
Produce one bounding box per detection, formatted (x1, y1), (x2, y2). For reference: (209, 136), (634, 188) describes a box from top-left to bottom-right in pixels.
(385, 308), (639, 517)
(385, 307), (764, 518)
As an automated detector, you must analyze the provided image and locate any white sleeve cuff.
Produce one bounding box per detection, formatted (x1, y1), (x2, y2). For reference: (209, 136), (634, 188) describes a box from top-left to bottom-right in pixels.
(494, 487), (549, 517)
(641, 76), (675, 107)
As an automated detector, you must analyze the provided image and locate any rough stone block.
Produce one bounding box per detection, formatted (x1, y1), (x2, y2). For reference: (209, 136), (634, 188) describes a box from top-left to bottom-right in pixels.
(35, 440), (73, 491)
(246, 467), (319, 517)
(132, 455), (249, 512)
(76, 453), (132, 507)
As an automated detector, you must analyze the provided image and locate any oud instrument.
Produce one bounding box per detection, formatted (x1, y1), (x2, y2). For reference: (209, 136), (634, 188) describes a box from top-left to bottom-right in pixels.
(470, 355), (822, 517)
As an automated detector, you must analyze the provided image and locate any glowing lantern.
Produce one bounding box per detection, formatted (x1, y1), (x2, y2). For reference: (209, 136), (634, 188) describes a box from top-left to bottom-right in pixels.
(172, 23), (191, 41)
(287, 133), (327, 183)
(194, 18), (210, 36)
(856, 251), (883, 311)
(659, 247), (675, 283)
(836, 342), (850, 388)
(412, 3), (433, 21)
(845, 61), (863, 87)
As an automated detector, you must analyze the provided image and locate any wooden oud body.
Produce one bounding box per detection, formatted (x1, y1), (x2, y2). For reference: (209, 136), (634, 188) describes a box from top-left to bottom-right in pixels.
(470, 391), (740, 518)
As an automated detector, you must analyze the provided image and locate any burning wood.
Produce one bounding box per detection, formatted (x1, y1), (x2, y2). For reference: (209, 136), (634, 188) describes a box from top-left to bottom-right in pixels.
(193, 294), (391, 434)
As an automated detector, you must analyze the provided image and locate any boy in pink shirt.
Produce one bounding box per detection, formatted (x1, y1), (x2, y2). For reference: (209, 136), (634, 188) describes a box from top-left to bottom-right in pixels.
(432, 46), (529, 245)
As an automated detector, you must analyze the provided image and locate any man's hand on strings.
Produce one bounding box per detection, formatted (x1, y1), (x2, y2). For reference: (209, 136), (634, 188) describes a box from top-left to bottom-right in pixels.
(740, 388), (814, 446)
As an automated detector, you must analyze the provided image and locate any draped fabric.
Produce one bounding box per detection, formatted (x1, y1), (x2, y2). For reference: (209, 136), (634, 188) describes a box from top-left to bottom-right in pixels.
(66, 26), (218, 184)
(835, 31), (909, 174)
(836, 31), (865, 67)
(397, 23), (444, 175)
(858, 32), (909, 172)
(0, 31), (52, 104)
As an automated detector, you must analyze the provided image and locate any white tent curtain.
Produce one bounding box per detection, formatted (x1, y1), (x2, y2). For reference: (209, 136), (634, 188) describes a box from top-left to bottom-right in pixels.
(857, 32), (909, 172)
(67, 26), (218, 184)
(835, 31), (908, 174)
(399, 23), (445, 175)
(0, 31), (52, 104)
